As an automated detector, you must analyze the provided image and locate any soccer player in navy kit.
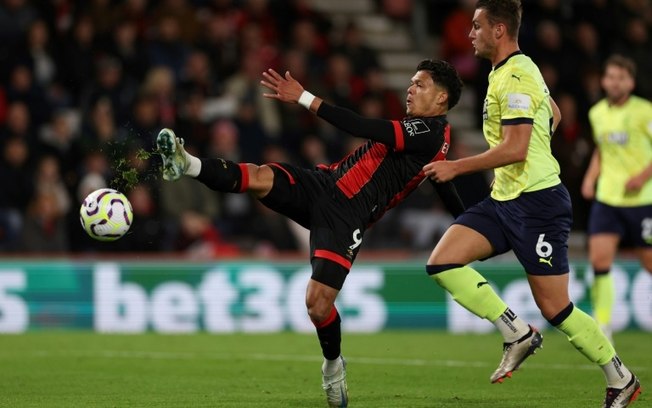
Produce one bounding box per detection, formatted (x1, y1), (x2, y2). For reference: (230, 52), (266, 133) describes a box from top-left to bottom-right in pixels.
(157, 59), (465, 407)
(423, 1), (640, 407)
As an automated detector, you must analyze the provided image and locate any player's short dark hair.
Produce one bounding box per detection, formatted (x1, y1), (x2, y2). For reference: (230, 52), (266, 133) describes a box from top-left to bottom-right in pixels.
(476, 0), (522, 39)
(416, 59), (464, 110)
(604, 54), (637, 78)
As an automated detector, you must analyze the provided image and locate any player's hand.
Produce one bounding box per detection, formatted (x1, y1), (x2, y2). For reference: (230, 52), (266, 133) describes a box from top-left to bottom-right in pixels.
(423, 160), (457, 183)
(261, 69), (304, 103)
(580, 179), (595, 200)
(625, 174), (646, 193)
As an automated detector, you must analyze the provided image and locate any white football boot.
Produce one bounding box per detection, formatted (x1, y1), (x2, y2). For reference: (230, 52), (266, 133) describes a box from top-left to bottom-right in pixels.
(603, 373), (642, 408)
(490, 325), (543, 383)
(322, 356), (348, 407)
(156, 128), (188, 181)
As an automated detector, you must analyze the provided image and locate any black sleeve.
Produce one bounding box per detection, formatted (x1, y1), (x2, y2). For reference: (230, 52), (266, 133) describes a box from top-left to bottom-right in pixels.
(316, 102), (397, 145)
(431, 179), (465, 218)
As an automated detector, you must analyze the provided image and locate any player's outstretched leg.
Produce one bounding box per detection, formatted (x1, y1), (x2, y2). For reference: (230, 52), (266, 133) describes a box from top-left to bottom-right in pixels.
(322, 356), (348, 408)
(156, 128), (188, 181)
(426, 265), (542, 383)
(604, 373), (642, 408)
(490, 325), (543, 383)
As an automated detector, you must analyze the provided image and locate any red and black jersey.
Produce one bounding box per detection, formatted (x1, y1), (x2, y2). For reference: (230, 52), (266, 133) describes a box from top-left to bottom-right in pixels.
(316, 102), (456, 225)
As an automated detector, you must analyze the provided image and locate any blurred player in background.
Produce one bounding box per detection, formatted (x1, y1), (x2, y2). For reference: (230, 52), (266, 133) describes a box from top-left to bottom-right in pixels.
(423, 1), (641, 407)
(156, 59), (465, 407)
(581, 54), (652, 342)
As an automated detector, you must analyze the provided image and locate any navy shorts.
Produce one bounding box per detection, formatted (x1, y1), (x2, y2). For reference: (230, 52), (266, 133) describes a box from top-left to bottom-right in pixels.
(587, 201), (652, 247)
(454, 184), (572, 275)
(259, 163), (367, 289)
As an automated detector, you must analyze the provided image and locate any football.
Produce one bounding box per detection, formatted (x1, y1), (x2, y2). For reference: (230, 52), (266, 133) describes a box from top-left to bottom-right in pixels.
(79, 188), (133, 241)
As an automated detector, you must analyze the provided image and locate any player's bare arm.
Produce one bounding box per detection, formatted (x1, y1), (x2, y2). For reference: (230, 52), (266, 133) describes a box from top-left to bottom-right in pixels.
(581, 149), (601, 200)
(423, 123), (532, 182)
(550, 97), (561, 133)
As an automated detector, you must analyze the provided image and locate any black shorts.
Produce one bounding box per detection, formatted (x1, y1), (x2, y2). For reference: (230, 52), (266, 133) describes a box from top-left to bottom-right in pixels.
(259, 163), (367, 289)
(588, 201), (652, 247)
(455, 184), (572, 275)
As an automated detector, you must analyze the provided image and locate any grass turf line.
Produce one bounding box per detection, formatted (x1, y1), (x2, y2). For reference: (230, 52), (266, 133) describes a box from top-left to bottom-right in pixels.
(0, 331), (648, 407)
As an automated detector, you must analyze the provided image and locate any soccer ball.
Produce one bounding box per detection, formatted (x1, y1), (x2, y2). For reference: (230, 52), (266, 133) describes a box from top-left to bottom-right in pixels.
(79, 188), (133, 241)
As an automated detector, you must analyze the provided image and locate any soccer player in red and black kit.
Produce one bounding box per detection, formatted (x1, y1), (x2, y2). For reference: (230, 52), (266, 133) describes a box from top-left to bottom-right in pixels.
(156, 59), (465, 407)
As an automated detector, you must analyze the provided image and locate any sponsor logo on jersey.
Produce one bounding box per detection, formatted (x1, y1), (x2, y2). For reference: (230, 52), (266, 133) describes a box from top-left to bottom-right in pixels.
(403, 119), (430, 137)
(607, 131), (629, 145)
(507, 93), (531, 111)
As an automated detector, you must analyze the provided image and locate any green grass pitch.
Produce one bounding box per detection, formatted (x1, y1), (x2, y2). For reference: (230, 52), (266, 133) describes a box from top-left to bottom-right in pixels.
(0, 330), (648, 407)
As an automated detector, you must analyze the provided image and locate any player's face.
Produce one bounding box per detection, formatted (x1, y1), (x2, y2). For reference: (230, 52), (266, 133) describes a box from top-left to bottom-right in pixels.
(469, 8), (496, 60)
(601, 65), (635, 104)
(406, 70), (445, 117)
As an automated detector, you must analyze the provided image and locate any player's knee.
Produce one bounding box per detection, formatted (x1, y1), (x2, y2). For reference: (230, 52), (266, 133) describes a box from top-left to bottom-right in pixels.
(589, 251), (613, 270)
(537, 297), (572, 321)
(306, 300), (331, 323)
(641, 259), (652, 274)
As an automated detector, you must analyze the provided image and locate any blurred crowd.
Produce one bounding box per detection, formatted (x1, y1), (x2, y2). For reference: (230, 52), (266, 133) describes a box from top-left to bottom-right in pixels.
(0, 0), (650, 256)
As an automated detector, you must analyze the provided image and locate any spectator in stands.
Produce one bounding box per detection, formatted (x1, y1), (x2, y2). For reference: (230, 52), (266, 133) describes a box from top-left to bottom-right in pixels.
(224, 50), (282, 150)
(22, 19), (57, 89)
(118, 183), (163, 252)
(39, 110), (83, 185)
(174, 210), (241, 258)
(362, 67), (404, 120)
(334, 21), (380, 78)
(174, 91), (212, 155)
(196, 8), (240, 82)
(551, 92), (593, 231)
(81, 55), (138, 126)
(273, 48), (323, 157)
(80, 97), (128, 154)
(106, 19), (149, 83)
(441, 0), (478, 81)
(612, 16), (652, 98)
(158, 144), (222, 250)
(33, 155), (71, 218)
(0, 101), (36, 145)
(288, 18), (329, 80)
(0, 0), (39, 80)
(57, 14), (98, 104)
(141, 65), (177, 129)
(6, 64), (51, 128)
(147, 15), (192, 82)
(150, 0), (201, 44)
(128, 92), (163, 152)
(19, 189), (69, 252)
(0, 136), (33, 250)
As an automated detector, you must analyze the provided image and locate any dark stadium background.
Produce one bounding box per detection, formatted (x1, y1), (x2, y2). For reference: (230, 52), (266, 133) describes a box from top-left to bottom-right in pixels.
(1, 0), (650, 256)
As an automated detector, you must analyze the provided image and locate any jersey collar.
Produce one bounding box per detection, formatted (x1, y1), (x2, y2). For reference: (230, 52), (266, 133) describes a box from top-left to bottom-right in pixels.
(493, 50), (523, 71)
